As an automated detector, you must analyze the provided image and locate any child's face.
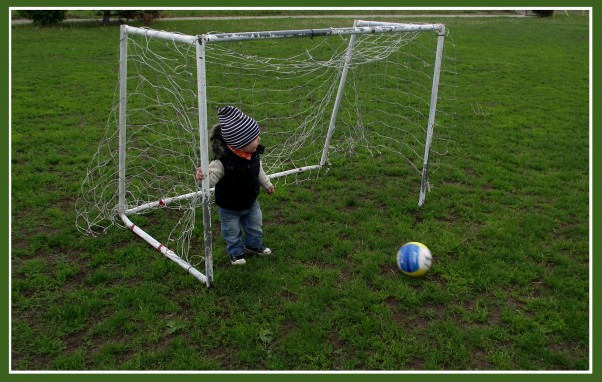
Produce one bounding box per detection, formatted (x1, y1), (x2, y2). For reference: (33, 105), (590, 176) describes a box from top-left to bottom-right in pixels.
(241, 136), (260, 153)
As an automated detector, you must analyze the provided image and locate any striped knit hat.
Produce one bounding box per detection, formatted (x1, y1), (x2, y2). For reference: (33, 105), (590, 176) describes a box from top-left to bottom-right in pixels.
(217, 106), (260, 149)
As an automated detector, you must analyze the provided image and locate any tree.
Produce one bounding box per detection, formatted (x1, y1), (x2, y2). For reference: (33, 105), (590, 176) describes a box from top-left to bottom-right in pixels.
(532, 10), (555, 17)
(102, 10), (111, 25)
(100, 10), (163, 25)
(17, 10), (66, 26)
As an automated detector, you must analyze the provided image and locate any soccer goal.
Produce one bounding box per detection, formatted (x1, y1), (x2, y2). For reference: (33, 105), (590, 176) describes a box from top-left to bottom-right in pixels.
(75, 20), (455, 287)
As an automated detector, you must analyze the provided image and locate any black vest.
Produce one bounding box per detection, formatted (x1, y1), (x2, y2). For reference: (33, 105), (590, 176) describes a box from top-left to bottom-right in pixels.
(214, 147), (262, 210)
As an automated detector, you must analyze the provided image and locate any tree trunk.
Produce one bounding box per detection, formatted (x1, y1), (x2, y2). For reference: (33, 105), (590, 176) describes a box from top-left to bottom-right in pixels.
(102, 10), (111, 25)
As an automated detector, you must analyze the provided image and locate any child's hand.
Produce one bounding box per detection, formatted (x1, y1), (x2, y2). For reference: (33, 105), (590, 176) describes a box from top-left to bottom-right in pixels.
(266, 186), (275, 195)
(195, 167), (205, 180)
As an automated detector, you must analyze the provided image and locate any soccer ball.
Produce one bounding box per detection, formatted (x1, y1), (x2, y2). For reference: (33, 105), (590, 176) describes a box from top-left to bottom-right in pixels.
(397, 242), (432, 277)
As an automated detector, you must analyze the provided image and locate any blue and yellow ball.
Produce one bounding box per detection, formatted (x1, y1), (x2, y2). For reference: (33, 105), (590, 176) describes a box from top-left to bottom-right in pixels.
(397, 242), (433, 277)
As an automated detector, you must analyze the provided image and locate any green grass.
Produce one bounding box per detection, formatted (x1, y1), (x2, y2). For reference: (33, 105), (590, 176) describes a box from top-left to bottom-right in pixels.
(10, 14), (590, 371)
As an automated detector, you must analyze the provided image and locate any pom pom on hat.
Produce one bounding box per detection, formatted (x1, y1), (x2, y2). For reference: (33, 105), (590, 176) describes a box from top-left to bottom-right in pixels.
(218, 106), (260, 149)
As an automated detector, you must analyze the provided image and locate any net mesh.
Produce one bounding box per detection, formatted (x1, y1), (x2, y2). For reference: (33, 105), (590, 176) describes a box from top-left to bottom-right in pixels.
(75, 23), (456, 268)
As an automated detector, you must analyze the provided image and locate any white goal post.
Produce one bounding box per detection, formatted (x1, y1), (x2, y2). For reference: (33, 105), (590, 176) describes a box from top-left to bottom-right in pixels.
(76, 20), (453, 287)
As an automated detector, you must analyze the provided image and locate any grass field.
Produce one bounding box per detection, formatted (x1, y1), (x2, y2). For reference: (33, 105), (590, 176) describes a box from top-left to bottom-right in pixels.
(10, 12), (590, 372)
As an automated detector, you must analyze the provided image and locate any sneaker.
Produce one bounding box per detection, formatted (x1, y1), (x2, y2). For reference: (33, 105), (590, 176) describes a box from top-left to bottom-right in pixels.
(244, 246), (272, 256)
(229, 254), (246, 265)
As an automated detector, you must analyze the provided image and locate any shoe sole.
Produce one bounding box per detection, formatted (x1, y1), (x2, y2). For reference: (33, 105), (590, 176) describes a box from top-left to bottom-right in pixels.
(230, 257), (246, 265)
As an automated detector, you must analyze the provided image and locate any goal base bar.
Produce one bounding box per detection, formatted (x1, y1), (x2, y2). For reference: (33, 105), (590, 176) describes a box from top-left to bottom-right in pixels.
(120, 213), (212, 287)
(267, 164), (322, 180)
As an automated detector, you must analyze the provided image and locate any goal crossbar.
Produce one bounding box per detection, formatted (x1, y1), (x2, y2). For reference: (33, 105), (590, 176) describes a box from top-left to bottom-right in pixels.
(123, 21), (445, 45)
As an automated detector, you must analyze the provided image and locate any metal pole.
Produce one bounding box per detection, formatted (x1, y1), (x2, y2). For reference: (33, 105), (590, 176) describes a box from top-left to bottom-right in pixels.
(118, 25), (128, 215)
(355, 19), (445, 35)
(124, 25), (197, 44)
(203, 23), (445, 43)
(320, 21), (358, 166)
(418, 27), (446, 207)
(120, 214), (207, 283)
(196, 37), (214, 287)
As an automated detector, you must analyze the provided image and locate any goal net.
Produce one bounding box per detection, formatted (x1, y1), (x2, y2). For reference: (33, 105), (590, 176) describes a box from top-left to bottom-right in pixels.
(75, 20), (456, 287)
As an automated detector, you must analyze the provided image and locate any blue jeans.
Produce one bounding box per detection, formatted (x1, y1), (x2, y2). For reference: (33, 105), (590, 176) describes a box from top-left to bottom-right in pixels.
(217, 201), (264, 257)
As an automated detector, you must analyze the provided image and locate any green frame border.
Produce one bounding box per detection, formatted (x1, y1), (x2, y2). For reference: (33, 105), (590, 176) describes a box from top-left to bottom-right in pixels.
(4, 1), (597, 381)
